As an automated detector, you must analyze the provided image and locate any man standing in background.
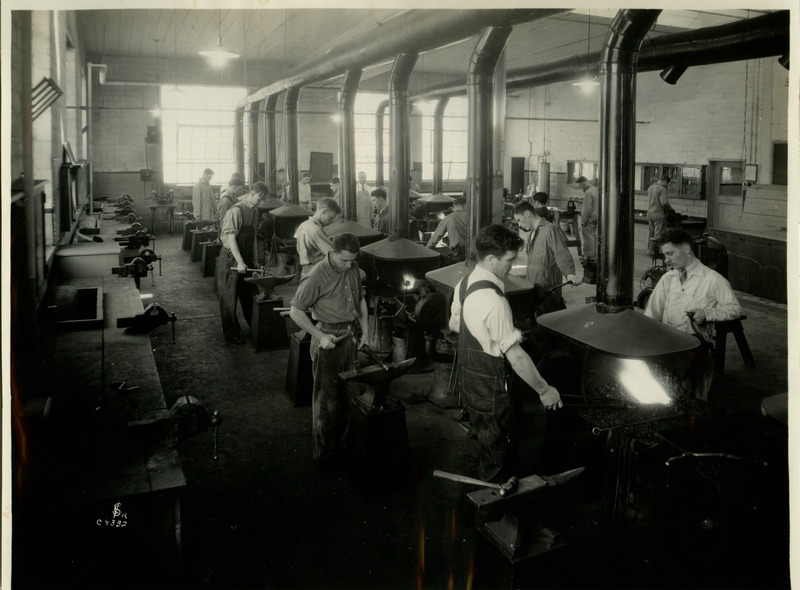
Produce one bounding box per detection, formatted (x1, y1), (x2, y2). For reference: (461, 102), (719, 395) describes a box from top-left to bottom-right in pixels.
(646, 175), (674, 258)
(192, 168), (215, 222)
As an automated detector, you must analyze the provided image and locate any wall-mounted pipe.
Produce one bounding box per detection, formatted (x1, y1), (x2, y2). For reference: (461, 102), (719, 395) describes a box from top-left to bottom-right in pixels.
(234, 106), (245, 178)
(237, 9), (566, 110)
(432, 97), (449, 194)
(264, 94), (279, 194)
(339, 69), (362, 222)
(388, 53), (418, 240)
(248, 102), (260, 185)
(375, 99), (389, 186)
(284, 87), (301, 205)
(465, 25), (513, 265)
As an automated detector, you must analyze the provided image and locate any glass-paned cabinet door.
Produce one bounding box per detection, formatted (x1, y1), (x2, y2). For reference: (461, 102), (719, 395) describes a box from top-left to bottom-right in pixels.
(664, 166), (681, 198)
(680, 165), (705, 198)
(641, 165), (661, 191)
(567, 161), (598, 185)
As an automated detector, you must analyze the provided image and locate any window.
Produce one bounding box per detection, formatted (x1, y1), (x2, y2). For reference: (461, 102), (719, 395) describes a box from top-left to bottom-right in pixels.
(638, 163), (706, 199)
(161, 85), (248, 184)
(420, 98), (468, 183)
(566, 160), (598, 185)
(354, 92), (389, 183)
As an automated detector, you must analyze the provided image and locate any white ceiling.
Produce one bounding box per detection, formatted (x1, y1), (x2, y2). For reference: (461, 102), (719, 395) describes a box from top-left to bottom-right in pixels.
(76, 8), (776, 87)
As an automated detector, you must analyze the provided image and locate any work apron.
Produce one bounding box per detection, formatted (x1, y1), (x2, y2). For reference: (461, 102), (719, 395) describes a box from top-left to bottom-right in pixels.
(216, 204), (258, 339)
(458, 277), (516, 483)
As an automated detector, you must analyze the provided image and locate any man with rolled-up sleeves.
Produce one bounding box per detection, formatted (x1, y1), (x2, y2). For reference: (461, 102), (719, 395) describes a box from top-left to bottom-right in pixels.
(290, 233), (370, 465)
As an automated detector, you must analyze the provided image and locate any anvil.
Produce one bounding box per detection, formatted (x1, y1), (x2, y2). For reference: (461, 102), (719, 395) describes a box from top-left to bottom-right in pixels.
(244, 271), (295, 301)
(339, 357), (416, 411)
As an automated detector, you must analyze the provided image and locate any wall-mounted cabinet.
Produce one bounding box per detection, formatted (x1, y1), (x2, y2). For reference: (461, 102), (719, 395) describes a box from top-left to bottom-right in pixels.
(637, 163), (706, 199)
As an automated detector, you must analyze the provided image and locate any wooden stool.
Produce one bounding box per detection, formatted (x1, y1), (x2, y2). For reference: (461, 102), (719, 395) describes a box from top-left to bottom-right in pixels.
(713, 315), (756, 373)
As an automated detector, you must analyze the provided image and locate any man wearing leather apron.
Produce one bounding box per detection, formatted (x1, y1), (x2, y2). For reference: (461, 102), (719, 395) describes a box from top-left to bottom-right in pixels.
(449, 224), (563, 483)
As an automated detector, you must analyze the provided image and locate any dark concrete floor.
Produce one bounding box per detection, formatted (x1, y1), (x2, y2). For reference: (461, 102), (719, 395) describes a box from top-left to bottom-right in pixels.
(13, 222), (791, 590)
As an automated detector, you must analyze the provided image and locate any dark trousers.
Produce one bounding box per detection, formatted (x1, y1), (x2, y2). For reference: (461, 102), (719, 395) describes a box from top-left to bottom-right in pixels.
(216, 247), (256, 340)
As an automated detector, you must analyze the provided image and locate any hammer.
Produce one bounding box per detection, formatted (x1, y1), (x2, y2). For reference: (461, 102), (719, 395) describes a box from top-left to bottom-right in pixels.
(433, 470), (519, 496)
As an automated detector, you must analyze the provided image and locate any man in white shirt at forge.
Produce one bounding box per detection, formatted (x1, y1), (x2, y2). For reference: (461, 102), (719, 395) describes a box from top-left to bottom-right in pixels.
(645, 228), (742, 400)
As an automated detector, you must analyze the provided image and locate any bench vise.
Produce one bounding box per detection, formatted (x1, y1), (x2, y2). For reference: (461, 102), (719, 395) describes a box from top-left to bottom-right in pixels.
(117, 302), (177, 342)
(115, 230), (152, 250)
(112, 256), (152, 289)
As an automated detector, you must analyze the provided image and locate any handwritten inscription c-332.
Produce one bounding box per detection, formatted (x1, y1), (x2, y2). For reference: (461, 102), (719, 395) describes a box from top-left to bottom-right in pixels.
(97, 502), (129, 528)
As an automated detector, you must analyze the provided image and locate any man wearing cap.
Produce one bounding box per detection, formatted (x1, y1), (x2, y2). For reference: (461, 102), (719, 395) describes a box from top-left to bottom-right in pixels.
(426, 196), (468, 261)
(192, 168), (215, 223)
(370, 188), (389, 235)
(646, 175), (674, 258)
(575, 176), (598, 266)
(294, 197), (340, 278)
(329, 177), (341, 203)
(289, 232), (370, 464)
(215, 185), (267, 344)
(298, 170), (313, 210)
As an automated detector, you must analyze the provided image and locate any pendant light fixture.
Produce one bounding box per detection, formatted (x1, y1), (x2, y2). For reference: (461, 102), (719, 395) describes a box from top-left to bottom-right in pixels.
(199, 9), (240, 67)
(573, 11), (599, 91)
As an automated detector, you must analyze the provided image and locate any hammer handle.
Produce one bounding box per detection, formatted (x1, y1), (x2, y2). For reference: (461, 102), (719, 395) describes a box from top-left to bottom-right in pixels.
(433, 470), (501, 489)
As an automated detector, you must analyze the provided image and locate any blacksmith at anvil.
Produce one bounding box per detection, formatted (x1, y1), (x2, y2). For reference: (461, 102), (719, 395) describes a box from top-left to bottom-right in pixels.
(289, 233), (370, 465)
(448, 224), (563, 483)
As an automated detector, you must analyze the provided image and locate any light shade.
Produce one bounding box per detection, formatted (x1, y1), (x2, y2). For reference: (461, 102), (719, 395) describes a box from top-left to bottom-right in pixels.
(199, 40), (240, 67)
(572, 75), (599, 91)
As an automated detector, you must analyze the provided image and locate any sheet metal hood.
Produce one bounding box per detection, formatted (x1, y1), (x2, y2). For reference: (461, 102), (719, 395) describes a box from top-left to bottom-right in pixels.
(537, 9), (698, 358)
(425, 262), (534, 296)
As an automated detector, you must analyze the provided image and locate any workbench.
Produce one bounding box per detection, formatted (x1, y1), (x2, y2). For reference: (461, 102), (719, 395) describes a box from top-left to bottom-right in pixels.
(33, 270), (186, 568)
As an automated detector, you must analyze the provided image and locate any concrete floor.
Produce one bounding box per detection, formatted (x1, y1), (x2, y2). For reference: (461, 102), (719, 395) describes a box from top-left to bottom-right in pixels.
(13, 221), (791, 590)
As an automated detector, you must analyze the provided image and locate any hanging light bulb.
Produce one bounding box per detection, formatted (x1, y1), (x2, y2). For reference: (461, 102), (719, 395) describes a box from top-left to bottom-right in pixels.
(199, 10), (240, 67)
(573, 11), (599, 92)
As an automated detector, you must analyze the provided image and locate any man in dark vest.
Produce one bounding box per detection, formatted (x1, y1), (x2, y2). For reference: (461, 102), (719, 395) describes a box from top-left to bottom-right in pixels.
(448, 224), (563, 483)
(216, 186), (266, 344)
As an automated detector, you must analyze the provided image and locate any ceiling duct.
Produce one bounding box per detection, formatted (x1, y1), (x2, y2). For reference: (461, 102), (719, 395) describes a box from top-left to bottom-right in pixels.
(237, 9), (568, 109)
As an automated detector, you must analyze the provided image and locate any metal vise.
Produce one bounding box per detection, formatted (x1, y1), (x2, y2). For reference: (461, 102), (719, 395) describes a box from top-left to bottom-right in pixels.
(112, 256), (152, 289)
(115, 230), (152, 250)
(117, 302), (177, 341)
(117, 221), (146, 236)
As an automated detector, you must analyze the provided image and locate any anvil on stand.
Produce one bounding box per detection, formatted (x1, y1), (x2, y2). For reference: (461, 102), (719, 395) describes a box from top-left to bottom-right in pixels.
(243, 270), (294, 351)
(466, 467), (585, 563)
(339, 351), (416, 485)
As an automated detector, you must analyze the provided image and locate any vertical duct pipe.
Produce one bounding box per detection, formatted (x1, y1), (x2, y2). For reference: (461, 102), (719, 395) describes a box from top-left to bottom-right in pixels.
(234, 106), (245, 176)
(597, 9), (661, 313)
(388, 53), (418, 239)
(264, 94), (279, 195)
(339, 69), (362, 221)
(432, 96), (449, 194)
(492, 47), (507, 189)
(248, 102), (260, 185)
(538, 159), (551, 195)
(465, 25), (513, 264)
(375, 99), (388, 187)
(285, 87), (301, 205)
